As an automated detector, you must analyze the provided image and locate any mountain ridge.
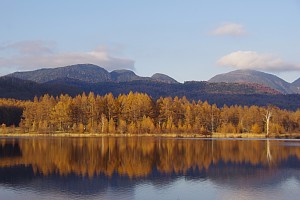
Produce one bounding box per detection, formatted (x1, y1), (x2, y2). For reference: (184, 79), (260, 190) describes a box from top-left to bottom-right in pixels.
(2, 76), (300, 110)
(8, 64), (111, 83)
(208, 69), (299, 94)
(6, 65), (299, 94)
(1, 65), (300, 110)
(292, 78), (300, 88)
(151, 73), (178, 84)
(7, 64), (178, 84)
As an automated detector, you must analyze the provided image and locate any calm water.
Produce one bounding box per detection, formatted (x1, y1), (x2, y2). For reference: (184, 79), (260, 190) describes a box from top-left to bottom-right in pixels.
(0, 137), (299, 200)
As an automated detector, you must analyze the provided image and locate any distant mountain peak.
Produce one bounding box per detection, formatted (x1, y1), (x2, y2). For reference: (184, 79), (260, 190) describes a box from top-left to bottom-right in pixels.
(7, 64), (111, 83)
(111, 69), (136, 73)
(151, 73), (178, 84)
(110, 69), (147, 82)
(208, 69), (299, 94)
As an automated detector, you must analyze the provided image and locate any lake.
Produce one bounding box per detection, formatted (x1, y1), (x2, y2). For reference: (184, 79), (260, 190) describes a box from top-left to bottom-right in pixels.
(0, 137), (299, 200)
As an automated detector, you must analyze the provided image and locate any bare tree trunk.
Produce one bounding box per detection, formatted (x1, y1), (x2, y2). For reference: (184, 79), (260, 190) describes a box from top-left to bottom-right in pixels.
(101, 115), (105, 133)
(265, 110), (272, 137)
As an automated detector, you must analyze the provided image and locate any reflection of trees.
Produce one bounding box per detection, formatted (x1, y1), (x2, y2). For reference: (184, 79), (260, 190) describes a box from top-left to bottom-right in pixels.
(266, 139), (272, 163)
(0, 138), (299, 178)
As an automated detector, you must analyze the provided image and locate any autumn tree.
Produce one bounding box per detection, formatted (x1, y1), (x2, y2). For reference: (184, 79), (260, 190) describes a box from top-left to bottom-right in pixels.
(118, 118), (127, 134)
(108, 118), (116, 134)
(99, 114), (108, 133)
(1, 123), (7, 134)
(2, 92), (300, 136)
(251, 123), (262, 134)
(140, 115), (155, 133)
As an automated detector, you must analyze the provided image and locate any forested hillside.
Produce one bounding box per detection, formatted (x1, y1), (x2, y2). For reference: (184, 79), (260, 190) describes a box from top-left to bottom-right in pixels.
(3, 76), (300, 110)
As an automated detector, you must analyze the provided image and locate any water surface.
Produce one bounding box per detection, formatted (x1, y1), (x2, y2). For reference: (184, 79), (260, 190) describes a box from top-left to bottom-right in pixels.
(0, 137), (299, 200)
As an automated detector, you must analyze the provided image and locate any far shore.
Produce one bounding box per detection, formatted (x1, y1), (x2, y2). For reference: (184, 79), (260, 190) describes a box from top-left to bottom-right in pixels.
(1, 131), (300, 139)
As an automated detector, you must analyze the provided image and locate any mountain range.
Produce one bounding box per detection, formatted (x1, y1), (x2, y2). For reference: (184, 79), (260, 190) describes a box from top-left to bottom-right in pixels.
(1, 64), (300, 110)
(7, 64), (178, 84)
(209, 69), (300, 94)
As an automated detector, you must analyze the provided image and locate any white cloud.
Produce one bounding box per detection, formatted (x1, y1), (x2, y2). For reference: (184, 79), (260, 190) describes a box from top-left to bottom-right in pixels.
(0, 41), (135, 72)
(211, 23), (246, 36)
(217, 51), (300, 71)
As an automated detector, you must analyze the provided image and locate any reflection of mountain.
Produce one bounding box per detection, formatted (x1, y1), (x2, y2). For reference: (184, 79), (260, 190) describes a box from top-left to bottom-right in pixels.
(205, 159), (300, 188)
(0, 165), (136, 198)
(0, 161), (299, 198)
(0, 138), (300, 197)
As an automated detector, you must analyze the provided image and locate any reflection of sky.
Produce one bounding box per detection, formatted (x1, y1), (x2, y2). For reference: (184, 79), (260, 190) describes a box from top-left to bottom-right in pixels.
(134, 178), (218, 200)
(0, 182), (135, 200)
(219, 178), (300, 200)
(0, 169), (300, 200)
(134, 177), (300, 200)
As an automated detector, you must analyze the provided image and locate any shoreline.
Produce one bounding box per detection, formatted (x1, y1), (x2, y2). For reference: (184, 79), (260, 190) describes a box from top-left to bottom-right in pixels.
(1, 132), (300, 139)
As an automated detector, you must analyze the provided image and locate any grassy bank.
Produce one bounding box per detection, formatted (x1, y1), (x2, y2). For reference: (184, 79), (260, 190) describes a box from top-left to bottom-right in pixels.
(1, 128), (300, 139)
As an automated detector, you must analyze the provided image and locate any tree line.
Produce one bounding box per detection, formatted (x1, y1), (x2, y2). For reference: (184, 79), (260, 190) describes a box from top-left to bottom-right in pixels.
(1, 92), (300, 135)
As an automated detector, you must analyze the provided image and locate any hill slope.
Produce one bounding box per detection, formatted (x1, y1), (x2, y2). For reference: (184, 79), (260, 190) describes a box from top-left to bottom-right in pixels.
(208, 69), (298, 94)
(151, 73), (178, 84)
(292, 78), (300, 94)
(3, 76), (300, 110)
(292, 78), (300, 88)
(0, 77), (82, 100)
(110, 70), (149, 82)
(7, 64), (111, 83)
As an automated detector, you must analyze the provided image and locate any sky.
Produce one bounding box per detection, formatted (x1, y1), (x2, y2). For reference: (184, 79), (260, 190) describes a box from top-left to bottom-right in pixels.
(1, 0), (300, 83)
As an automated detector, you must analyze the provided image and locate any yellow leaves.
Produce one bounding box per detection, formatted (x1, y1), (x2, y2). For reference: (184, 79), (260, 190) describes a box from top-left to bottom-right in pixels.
(269, 123), (285, 134)
(119, 92), (154, 123)
(0, 124), (7, 134)
(78, 123), (84, 133)
(251, 123), (262, 134)
(108, 118), (116, 134)
(2, 91), (300, 135)
(127, 122), (137, 134)
(140, 115), (155, 134)
(218, 123), (237, 134)
(118, 118), (127, 134)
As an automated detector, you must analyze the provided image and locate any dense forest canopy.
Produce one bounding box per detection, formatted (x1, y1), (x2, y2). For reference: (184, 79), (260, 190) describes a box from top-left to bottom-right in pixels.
(1, 92), (300, 135)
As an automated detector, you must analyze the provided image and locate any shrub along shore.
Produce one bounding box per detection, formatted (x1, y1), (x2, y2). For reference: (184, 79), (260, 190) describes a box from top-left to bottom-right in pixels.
(1, 128), (300, 139)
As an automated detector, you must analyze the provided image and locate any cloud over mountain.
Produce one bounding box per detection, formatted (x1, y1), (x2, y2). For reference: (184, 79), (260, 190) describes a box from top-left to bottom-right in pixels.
(211, 23), (246, 36)
(0, 41), (135, 71)
(217, 51), (300, 72)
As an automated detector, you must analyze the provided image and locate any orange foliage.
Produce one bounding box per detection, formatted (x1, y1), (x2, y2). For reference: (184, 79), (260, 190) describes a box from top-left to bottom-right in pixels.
(1, 92), (300, 135)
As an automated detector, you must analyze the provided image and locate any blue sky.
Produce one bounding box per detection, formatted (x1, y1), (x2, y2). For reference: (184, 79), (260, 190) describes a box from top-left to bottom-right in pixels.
(1, 0), (300, 82)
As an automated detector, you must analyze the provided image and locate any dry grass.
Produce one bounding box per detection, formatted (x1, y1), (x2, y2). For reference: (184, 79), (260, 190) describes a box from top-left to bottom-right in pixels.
(1, 128), (300, 139)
